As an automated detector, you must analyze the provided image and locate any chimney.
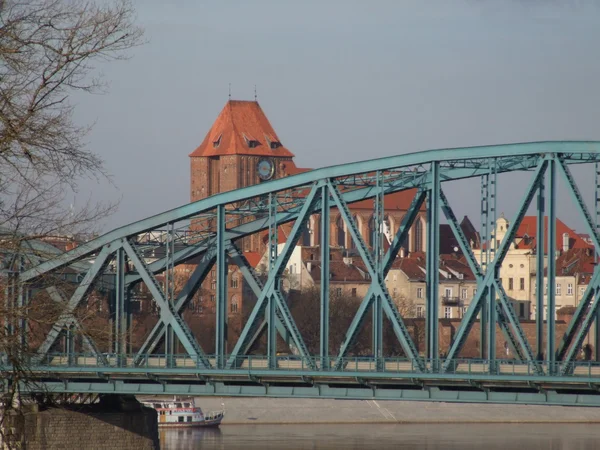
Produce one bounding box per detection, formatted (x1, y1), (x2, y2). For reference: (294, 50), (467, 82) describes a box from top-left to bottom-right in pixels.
(562, 232), (569, 252)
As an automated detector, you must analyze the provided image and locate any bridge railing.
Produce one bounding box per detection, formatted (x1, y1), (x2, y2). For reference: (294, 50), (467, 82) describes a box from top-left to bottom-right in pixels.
(6, 352), (600, 378)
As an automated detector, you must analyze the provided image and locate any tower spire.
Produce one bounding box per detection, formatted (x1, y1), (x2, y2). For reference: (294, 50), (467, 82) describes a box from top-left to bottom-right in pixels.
(254, 84), (257, 101)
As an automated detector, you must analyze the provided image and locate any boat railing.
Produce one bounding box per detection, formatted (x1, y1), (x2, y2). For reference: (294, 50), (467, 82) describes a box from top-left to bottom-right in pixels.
(203, 410), (225, 421)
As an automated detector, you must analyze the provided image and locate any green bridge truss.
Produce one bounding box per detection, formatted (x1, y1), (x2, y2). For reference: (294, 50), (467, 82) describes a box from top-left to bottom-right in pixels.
(4, 141), (600, 406)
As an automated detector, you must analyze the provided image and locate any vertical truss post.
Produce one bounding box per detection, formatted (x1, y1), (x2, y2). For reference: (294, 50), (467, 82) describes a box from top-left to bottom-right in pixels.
(267, 193), (278, 369)
(373, 171), (384, 369)
(555, 158), (600, 367)
(115, 247), (125, 361)
(596, 162), (600, 361)
(480, 173), (489, 359)
(443, 160), (547, 371)
(547, 157), (556, 371)
(536, 173), (545, 360)
(487, 161), (497, 363)
(216, 205), (227, 369)
(426, 162), (440, 366)
(66, 324), (75, 366)
(320, 185), (330, 370)
(165, 223), (175, 357)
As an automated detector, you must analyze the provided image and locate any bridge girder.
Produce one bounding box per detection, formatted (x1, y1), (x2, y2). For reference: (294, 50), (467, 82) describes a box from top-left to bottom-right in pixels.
(6, 141), (600, 402)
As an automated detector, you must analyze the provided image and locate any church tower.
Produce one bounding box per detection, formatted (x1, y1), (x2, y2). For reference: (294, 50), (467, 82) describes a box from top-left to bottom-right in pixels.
(190, 100), (296, 203)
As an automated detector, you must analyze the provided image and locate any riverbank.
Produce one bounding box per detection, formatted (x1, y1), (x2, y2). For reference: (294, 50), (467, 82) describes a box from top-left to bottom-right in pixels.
(153, 397), (600, 424)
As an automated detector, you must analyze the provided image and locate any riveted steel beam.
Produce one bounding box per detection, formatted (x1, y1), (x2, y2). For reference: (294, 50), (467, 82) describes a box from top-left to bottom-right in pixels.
(443, 159), (548, 368)
(332, 189), (427, 371)
(226, 183), (322, 370)
(328, 182), (423, 370)
(33, 244), (117, 363)
(122, 239), (210, 369)
(22, 143), (599, 282)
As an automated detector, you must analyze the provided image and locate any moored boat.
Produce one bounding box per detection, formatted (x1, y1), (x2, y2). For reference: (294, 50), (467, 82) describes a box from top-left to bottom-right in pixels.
(141, 397), (224, 428)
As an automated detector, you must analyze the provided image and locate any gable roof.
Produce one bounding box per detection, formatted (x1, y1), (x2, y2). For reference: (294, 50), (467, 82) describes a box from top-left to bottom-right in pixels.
(190, 100), (295, 158)
(515, 217), (592, 252)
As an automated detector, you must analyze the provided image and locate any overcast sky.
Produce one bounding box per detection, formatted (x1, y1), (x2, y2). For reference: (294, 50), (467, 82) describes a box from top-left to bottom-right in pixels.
(74, 0), (600, 234)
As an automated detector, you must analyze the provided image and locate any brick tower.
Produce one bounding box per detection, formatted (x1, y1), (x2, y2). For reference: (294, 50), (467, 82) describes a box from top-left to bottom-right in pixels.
(190, 100), (297, 202)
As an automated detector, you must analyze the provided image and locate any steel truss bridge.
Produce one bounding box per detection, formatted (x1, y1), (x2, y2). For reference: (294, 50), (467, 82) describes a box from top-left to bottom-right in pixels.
(5, 141), (600, 406)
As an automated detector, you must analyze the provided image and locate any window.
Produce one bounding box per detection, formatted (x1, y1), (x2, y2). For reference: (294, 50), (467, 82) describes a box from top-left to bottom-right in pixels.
(393, 274), (397, 282)
(462, 306), (468, 316)
(393, 288), (398, 297)
(567, 283), (573, 296)
(444, 307), (452, 319)
(556, 283), (561, 296)
(270, 141), (281, 149)
(336, 288), (342, 297)
(580, 287), (586, 297)
(336, 216), (346, 247)
(231, 274), (239, 289)
(231, 295), (239, 313)
(211, 295), (215, 302)
(520, 278), (525, 291)
(444, 288), (452, 298)
(187, 416), (192, 423)
(211, 270), (216, 279)
(416, 306), (424, 318)
(414, 220), (424, 252)
(211, 280), (216, 290)
(178, 417), (184, 423)
(508, 278), (514, 290)
(461, 288), (468, 300)
(417, 288), (423, 299)
(351, 288), (357, 297)
(519, 303), (525, 318)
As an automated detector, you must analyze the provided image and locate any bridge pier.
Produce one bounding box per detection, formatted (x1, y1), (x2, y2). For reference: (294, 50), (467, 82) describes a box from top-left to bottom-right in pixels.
(1, 395), (159, 450)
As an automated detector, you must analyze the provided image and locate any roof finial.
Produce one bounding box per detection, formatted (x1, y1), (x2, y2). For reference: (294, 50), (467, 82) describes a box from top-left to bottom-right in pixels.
(228, 83), (231, 100)
(254, 84), (258, 101)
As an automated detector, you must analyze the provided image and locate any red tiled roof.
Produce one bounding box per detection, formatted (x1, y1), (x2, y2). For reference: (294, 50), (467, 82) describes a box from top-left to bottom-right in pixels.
(551, 248), (596, 278)
(515, 217), (592, 252)
(190, 100), (295, 158)
(349, 189), (426, 211)
(308, 260), (370, 283)
(242, 251), (262, 268)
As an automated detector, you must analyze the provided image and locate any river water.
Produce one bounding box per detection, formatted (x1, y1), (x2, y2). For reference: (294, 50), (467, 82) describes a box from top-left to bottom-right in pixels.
(160, 423), (600, 449)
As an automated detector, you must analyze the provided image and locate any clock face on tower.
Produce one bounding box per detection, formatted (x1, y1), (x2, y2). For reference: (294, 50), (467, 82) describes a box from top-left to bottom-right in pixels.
(257, 158), (275, 181)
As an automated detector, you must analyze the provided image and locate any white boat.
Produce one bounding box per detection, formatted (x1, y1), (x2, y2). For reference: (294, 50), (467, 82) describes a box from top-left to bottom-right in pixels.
(141, 397), (225, 428)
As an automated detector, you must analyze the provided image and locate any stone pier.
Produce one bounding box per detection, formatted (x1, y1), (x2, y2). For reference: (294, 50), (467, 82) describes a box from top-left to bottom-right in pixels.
(2, 395), (159, 450)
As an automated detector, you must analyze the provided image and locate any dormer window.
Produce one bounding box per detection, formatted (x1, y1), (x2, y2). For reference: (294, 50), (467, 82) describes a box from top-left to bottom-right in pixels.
(212, 134), (222, 148)
(248, 140), (259, 148)
(270, 141), (281, 149)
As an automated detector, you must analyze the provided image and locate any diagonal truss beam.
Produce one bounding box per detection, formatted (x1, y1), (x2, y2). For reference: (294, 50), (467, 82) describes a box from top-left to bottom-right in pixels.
(33, 244), (116, 362)
(226, 183), (322, 369)
(45, 287), (107, 364)
(24, 155), (551, 284)
(133, 248), (216, 365)
(226, 243), (292, 354)
(329, 182), (425, 371)
(122, 239), (210, 368)
(556, 158), (600, 364)
(439, 189), (524, 366)
(443, 159), (548, 368)
(20, 243), (106, 363)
